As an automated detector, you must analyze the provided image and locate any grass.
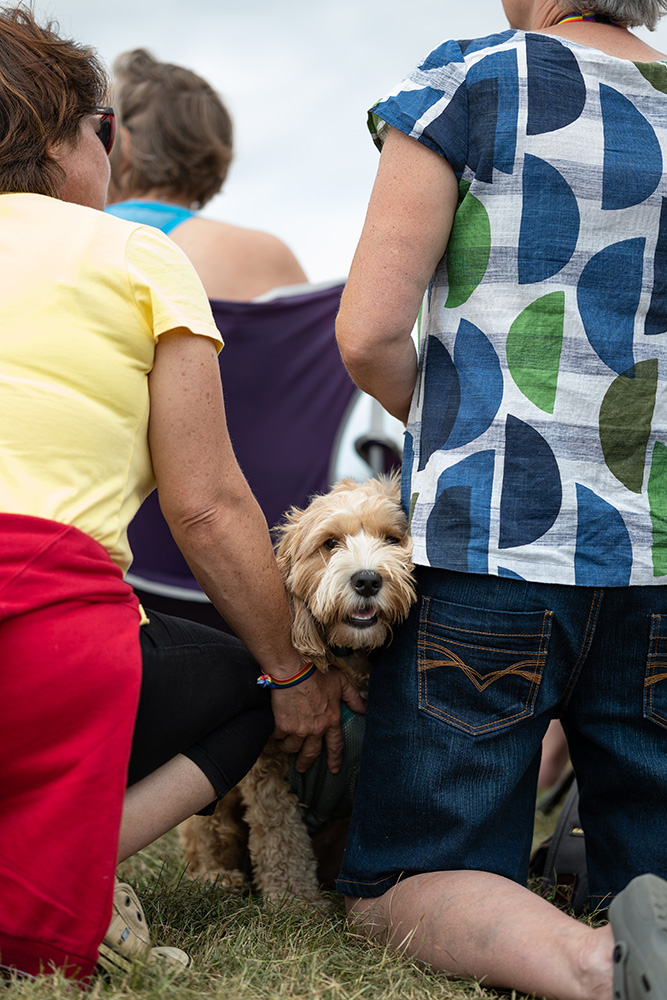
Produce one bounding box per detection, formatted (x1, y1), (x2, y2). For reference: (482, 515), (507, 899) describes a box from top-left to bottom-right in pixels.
(3, 804), (569, 1000)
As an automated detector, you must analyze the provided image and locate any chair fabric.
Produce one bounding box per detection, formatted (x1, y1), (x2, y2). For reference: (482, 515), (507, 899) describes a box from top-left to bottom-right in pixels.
(127, 282), (356, 601)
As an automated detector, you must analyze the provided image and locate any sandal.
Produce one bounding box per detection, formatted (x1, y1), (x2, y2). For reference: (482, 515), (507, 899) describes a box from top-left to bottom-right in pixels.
(97, 879), (191, 976)
(608, 873), (667, 1000)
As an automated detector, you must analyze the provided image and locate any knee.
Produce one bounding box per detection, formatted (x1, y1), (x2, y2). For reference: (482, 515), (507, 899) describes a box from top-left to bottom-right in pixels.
(345, 894), (390, 943)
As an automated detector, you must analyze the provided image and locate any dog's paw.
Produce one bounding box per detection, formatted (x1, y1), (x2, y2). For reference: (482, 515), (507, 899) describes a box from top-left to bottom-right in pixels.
(263, 890), (334, 912)
(303, 893), (335, 912)
(197, 868), (249, 894)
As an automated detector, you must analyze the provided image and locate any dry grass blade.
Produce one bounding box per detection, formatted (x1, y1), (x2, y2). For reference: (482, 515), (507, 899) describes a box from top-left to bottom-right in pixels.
(3, 812), (569, 1000)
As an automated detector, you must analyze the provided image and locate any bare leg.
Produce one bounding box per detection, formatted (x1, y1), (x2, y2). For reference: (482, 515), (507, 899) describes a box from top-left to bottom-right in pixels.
(539, 719), (571, 790)
(118, 754), (216, 863)
(347, 871), (614, 1000)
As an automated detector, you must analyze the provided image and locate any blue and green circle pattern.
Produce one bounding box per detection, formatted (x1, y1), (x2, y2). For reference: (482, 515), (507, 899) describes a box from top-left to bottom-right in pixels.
(370, 30), (667, 585)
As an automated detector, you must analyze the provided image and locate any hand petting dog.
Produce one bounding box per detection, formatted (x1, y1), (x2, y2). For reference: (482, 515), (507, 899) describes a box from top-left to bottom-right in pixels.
(180, 474), (415, 905)
(271, 670), (366, 774)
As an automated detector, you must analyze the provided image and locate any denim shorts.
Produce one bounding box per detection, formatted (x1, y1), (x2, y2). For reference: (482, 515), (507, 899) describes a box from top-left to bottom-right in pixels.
(336, 567), (667, 908)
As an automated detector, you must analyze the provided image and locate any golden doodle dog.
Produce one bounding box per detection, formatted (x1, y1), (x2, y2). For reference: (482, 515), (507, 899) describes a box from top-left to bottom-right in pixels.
(179, 474), (415, 904)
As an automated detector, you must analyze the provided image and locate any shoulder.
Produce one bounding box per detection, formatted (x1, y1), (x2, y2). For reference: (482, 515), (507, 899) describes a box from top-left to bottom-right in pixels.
(170, 217), (307, 298)
(184, 217), (297, 259)
(17, 195), (188, 273)
(19, 193), (141, 245)
(415, 29), (521, 76)
(226, 223), (303, 270)
(370, 30), (523, 162)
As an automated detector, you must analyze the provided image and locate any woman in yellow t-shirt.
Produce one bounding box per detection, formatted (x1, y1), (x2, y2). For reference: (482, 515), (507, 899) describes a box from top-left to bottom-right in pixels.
(0, 7), (363, 983)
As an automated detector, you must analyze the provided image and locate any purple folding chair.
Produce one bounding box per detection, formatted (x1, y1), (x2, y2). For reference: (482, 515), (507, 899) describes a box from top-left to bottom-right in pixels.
(126, 281), (370, 628)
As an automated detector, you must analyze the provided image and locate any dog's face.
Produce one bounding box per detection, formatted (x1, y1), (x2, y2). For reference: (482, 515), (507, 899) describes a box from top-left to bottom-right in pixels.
(275, 475), (415, 667)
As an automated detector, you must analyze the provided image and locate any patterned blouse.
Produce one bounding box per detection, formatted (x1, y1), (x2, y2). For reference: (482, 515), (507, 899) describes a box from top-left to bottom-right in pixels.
(370, 30), (667, 586)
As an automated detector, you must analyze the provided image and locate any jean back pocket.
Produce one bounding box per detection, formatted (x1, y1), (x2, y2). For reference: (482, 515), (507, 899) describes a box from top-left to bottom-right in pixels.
(645, 614), (667, 730)
(418, 595), (552, 736)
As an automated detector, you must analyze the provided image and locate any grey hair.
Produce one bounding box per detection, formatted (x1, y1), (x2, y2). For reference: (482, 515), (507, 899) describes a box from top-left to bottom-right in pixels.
(556, 0), (667, 29)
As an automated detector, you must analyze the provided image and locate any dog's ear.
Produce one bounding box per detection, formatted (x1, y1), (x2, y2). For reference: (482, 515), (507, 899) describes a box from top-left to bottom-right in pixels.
(274, 505), (303, 580)
(274, 508), (329, 670)
(387, 468), (402, 500)
(291, 596), (330, 672)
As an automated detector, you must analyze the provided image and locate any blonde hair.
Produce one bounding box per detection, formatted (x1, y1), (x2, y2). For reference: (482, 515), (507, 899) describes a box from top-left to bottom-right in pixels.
(112, 48), (233, 208)
(556, 0), (667, 28)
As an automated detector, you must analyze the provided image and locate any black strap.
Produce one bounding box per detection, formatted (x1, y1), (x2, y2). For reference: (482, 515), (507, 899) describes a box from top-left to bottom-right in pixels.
(530, 778), (589, 914)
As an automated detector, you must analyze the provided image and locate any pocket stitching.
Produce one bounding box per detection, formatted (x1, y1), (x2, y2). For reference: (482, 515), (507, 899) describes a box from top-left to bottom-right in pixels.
(418, 598), (552, 735)
(646, 613), (667, 728)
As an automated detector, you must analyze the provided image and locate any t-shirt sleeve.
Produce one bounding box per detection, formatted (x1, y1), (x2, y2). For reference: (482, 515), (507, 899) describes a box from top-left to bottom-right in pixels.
(124, 225), (223, 352)
(368, 37), (468, 177)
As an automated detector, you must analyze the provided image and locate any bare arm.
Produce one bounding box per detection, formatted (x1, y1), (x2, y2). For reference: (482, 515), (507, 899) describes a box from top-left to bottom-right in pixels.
(148, 331), (364, 771)
(336, 127), (460, 423)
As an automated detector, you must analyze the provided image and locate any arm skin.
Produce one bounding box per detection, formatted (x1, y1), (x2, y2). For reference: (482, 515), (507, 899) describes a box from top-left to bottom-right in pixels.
(148, 331), (365, 772)
(336, 127), (460, 423)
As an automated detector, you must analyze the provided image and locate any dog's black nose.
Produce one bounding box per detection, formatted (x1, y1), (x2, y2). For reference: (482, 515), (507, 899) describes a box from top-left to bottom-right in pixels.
(351, 570), (382, 597)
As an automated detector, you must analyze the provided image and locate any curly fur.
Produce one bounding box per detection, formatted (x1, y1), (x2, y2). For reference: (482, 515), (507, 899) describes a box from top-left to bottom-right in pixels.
(179, 474), (415, 905)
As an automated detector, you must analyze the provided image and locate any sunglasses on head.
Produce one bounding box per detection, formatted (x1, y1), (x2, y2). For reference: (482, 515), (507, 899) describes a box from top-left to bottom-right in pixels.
(94, 107), (115, 155)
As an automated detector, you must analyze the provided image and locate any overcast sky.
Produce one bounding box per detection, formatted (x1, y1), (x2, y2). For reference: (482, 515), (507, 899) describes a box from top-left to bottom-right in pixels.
(31, 1), (667, 280)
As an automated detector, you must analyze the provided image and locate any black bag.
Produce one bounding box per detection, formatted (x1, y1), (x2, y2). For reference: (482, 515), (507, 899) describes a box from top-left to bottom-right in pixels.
(529, 777), (589, 914)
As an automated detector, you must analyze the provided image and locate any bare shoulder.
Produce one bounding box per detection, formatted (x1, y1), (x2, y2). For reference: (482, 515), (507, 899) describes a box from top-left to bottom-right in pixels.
(225, 222), (307, 277)
(171, 217), (307, 300)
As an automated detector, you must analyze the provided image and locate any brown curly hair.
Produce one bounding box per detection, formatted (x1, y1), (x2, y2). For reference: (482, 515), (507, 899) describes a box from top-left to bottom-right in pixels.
(0, 4), (109, 196)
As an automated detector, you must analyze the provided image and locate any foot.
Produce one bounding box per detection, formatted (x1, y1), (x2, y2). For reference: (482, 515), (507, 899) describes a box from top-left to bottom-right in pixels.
(609, 874), (667, 1000)
(97, 880), (191, 976)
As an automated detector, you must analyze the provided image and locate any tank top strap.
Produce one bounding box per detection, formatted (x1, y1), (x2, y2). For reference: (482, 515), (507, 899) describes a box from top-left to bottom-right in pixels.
(104, 199), (197, 234)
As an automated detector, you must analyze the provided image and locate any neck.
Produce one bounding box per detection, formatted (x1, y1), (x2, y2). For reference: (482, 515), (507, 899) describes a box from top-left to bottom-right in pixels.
(527, 3), (666, 59)
(327, 642), (355, 658)
(120, 189), (194, 210)
(523, 1), (624, 31)
(555, 11), (618, 25)
(556, 12), (596, 23)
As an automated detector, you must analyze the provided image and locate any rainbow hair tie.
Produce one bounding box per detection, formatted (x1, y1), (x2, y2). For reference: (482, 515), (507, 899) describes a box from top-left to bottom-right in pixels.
(257, 662), (317, 689)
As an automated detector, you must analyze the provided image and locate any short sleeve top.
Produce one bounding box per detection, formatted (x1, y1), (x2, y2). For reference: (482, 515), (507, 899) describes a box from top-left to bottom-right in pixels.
(0, 193), (221, 573)
(370, 31), (667, 586)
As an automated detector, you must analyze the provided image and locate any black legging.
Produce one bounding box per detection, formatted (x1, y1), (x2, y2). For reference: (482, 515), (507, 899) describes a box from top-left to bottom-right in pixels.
(128, 609), (273, 813)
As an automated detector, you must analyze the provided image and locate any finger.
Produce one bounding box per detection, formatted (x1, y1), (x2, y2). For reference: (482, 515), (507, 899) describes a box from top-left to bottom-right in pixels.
(294, 735), (324, 774)
(339, 676), (367, 714)
(323, 724), (344, 774)
(272, 722), (292, 742)
(277, 736), (305, 756)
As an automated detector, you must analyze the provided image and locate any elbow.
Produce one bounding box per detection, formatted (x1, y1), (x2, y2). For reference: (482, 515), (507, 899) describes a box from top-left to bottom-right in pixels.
(164, 500), (230, 550)
(161, 481), (260, 552)
(335, 318), (374, 382)
(335, 313), (352, 360)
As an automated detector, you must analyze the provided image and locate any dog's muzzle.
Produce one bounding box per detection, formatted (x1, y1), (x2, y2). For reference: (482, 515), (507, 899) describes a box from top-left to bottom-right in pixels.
(350, 570), (382, 598)
(346, 604), (379, 628)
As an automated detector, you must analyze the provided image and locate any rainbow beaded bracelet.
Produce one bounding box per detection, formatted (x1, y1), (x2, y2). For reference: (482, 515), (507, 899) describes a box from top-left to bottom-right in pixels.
(256, 662), (316, 689)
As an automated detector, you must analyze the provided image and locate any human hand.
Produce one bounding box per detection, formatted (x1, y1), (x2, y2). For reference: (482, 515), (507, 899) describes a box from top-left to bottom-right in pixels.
(271, 668), (366, 774)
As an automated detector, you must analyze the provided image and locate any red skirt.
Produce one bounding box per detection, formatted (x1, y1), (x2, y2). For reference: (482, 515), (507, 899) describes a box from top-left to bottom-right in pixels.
(0, 514), (142, 981)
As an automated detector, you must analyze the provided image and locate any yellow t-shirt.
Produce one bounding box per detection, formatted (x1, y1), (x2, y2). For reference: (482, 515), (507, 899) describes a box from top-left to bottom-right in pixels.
(0, 193), (222, 573)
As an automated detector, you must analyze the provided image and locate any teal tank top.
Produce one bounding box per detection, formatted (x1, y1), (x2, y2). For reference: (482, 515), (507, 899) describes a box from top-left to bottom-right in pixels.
(105, 199), (196, 234)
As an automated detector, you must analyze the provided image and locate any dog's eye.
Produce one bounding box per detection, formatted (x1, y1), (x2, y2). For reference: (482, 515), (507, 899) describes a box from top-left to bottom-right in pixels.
(385, 535), (401, 545)
(324, 537), (339, 550)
